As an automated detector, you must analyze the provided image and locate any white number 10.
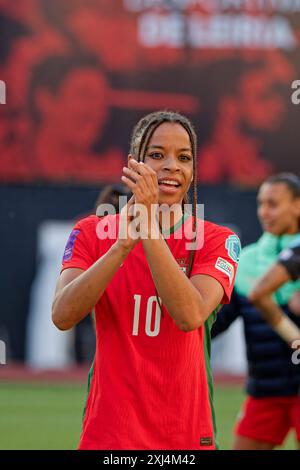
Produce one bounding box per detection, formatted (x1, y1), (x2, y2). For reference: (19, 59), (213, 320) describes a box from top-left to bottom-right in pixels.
(132, 294), (161, 337)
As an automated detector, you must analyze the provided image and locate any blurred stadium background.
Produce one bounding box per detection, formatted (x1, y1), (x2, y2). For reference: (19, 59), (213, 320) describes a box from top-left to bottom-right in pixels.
(1, 0), (300, 450)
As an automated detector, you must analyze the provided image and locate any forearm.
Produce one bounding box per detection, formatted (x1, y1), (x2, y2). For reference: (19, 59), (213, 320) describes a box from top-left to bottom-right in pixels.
(52, 242), (130, 330)
(253, 295), (300, 344)
(252, 295), (284, 327)
(142, 233), (203, 331)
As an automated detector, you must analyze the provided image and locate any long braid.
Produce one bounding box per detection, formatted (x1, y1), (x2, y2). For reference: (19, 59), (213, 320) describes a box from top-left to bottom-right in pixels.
(139, 121), (161, 163)
(186, 171), (197, 278)
(186, 127), (198, 279)
(172, 121), (198, 278)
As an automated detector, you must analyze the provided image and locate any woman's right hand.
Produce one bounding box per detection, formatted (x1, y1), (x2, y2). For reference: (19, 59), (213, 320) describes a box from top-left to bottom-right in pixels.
(116, 195), (140, 252)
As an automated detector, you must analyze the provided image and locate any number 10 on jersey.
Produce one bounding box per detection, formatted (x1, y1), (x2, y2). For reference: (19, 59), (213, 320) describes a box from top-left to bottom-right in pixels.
(132, 294), (161, 337)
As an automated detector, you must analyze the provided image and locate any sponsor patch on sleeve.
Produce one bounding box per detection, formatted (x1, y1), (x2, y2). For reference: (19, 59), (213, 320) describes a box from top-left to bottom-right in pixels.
(63, 229), (80, 262)
(215, 257), (234, 285)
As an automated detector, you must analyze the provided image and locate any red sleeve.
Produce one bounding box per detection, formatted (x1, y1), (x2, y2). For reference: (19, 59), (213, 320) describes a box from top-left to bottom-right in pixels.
(61, 216), (97, 272)
(190, 224), (240, 304)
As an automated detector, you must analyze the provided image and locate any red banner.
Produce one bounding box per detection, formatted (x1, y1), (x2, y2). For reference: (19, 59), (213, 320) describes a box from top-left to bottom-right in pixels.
(0, 0), (300, 185)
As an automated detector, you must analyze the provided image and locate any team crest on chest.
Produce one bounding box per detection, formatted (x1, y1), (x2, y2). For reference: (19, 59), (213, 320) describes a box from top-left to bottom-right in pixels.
(177, 258), (188, 274)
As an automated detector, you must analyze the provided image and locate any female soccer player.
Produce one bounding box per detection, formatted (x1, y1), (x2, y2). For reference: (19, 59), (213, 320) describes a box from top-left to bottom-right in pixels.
(212, 173), (300, 450)
(52, 110), (239, 450)
(249, 236), (300, 347)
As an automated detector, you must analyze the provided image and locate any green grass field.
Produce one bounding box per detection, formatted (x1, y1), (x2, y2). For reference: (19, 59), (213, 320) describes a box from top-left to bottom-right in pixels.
(0, 381), (296, 450)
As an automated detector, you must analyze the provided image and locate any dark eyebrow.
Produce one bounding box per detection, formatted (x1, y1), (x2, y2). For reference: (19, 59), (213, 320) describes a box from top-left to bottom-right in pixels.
(146, 145), (192, 152)
(146, 146), (164, 150)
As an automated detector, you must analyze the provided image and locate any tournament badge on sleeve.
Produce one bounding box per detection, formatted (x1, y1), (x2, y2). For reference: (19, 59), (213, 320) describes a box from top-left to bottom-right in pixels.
(225, 235), (241, 263)
(63, 229), (80, 262)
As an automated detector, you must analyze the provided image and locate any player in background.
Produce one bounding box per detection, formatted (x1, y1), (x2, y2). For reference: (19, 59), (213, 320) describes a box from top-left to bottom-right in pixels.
(249, 232), (300, 451)
(52, 110), (239, 450)
(212, 173), (300, 450)
(249, 237), (300, 349)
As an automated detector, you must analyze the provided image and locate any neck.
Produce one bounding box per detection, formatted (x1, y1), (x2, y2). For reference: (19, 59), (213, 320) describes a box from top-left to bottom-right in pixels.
(277, 224), (299, 236)
(158, 203), (183, 231)
(283, 225), (299, 235)
(264, 229), (299, 238)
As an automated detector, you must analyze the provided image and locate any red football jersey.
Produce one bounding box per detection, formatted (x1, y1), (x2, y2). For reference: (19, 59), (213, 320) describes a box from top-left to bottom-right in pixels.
(61, 214), (239, 450)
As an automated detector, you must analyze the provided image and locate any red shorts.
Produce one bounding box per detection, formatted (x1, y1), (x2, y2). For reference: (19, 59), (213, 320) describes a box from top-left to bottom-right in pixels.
(235, 396), (300, 446)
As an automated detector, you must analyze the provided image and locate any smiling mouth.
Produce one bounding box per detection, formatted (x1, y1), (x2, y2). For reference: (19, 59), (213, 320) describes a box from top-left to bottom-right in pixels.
(158, 180), (181, 188)
(262, 220), (273, 226)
